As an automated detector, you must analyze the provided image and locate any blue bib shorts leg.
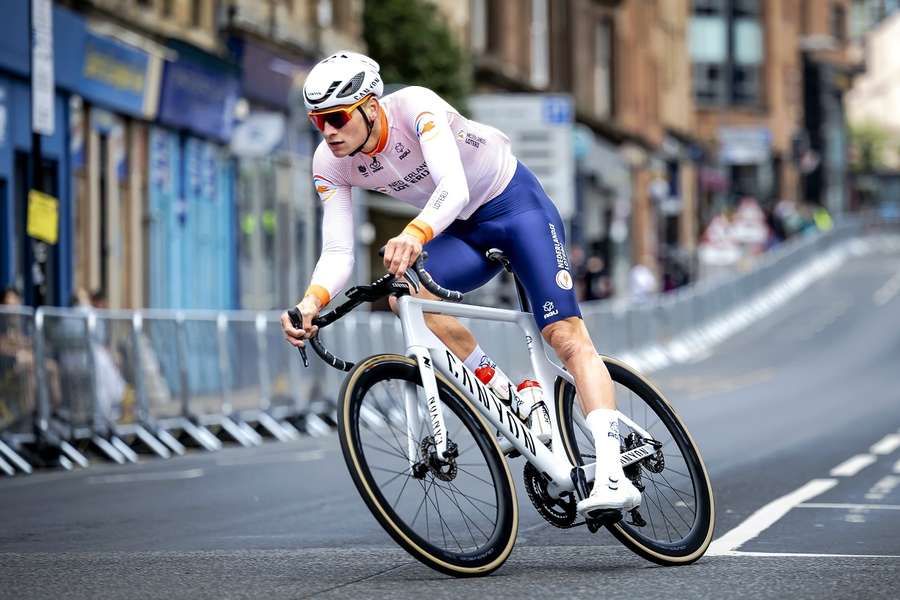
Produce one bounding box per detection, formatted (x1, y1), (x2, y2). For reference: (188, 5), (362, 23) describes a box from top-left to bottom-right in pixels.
(423, 161), (582, 330)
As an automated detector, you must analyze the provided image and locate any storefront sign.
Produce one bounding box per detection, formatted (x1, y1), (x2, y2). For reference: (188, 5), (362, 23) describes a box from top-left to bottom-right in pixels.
(79, 30), (160, 119)
(719, 126), (772, 165)
(158, 45), (239, 142)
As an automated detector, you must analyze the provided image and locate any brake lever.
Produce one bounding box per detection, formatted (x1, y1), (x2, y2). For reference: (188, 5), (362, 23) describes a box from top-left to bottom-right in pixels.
(286, 308), (310, 368)
(402, 266), (421, 293)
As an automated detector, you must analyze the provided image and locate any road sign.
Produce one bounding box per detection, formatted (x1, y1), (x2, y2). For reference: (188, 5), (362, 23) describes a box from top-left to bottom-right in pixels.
(470, 94), (575, 218)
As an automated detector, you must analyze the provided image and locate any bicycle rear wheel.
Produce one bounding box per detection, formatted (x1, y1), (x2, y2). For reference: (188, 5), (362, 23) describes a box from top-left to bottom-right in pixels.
(555, 356), (715, 565)
(338, 354), (518, 577)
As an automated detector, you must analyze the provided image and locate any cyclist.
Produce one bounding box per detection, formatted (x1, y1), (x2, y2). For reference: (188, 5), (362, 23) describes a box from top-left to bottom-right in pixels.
(281, 51), (640, 515)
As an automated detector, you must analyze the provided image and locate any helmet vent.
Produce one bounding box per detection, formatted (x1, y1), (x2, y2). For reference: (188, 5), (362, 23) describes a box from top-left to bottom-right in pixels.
(337, 72), (365, 98)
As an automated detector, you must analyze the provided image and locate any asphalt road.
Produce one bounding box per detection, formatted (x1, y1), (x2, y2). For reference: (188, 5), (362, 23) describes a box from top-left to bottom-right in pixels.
(2, 245), (899, 599)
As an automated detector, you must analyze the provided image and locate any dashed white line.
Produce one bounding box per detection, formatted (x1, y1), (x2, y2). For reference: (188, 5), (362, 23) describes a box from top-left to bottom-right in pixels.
(707, 478), (837, 556)
(722, 551), (900, 559)
(894, 458), (900, 474)
(871, 433), (900, 456)
(873, 270), (900, 306)
(829, 454), (877, 477)
(865, 475), (900, 501)
(798, 502), (900, 511)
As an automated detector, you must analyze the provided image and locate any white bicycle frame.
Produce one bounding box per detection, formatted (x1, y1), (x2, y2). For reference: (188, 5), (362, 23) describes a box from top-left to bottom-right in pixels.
(395, 294), (658, 499)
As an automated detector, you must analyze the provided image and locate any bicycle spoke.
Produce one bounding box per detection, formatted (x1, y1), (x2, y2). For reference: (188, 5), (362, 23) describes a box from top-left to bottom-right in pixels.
(445, 478), (497, 523)
(433, 480), (492, 544)
(456, 466), (497, 487)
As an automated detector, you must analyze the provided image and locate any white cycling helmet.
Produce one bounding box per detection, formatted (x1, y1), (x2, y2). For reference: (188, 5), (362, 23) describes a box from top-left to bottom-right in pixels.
(302, 51), (383, 111)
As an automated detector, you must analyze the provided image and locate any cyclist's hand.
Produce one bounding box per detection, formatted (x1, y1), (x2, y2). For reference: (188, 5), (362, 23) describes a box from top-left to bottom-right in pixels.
(384, 233), (423, 277)
(282, 296), (320, 348)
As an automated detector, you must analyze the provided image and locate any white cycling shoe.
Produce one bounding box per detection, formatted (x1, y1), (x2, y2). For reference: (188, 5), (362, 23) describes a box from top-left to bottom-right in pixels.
(577, 475), (642, 515)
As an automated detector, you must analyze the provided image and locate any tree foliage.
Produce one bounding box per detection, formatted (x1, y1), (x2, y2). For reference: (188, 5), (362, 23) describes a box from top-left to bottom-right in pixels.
(849, 122), (893, 172)
(363, 0), (471, 112)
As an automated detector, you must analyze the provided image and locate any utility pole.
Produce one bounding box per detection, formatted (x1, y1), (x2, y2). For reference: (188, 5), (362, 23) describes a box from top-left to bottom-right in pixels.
(29, 0), (55, 307)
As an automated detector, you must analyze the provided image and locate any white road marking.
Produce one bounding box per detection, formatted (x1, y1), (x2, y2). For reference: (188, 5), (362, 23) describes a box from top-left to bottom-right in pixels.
(871, 433), (900, 455)
(721, 551), (900, 559)
(86, 468), (204, 485)
(829, 454), (877, 477)
(865, 475), (900, 501)
(873, 269), (900, 306)
(706, 478), (837, 555)
(894, 458), (900, 474)
(798, 503), (900, 511)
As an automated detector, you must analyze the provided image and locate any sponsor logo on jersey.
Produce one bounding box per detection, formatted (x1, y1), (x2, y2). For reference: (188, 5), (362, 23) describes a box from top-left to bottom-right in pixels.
(431, 190), (448, 209)
(542, 300), (558, 320)
(548, 223), (570, 270)
(370, 156), (384, 172)
(313, 175), (336, 202)
(357, 164), (369, 178)
(387, 162), (430, 192)
(415, 112), (440, 142)
(555, 269), (573, 290)
(394, 142), (411, 160)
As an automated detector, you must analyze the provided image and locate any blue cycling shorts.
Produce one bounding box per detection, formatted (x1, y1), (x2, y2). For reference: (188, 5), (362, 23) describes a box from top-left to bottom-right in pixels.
(424, 161), (582, 330)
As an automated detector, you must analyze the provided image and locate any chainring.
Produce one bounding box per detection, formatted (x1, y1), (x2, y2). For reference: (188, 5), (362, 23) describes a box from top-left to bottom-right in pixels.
(523, 462), (578, 528)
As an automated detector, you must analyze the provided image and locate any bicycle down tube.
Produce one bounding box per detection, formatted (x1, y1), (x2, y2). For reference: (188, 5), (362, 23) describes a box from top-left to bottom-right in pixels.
(397, 294), (579, 493)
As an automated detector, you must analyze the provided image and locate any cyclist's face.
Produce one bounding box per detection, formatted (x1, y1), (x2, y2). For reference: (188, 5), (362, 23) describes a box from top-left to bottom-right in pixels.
(317, 98), (376, 158)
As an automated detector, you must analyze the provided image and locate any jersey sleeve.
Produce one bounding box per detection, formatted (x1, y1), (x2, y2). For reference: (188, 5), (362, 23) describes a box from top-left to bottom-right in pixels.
(399, 90), (470, 244)
(306, 145), (354, 307)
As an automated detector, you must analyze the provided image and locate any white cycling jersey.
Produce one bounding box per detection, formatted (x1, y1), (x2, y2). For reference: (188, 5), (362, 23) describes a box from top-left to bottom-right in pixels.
(306, 86), (517, 306)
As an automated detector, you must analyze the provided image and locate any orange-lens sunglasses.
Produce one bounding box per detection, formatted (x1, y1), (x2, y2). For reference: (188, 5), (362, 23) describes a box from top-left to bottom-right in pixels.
(308, 95), (372, 131)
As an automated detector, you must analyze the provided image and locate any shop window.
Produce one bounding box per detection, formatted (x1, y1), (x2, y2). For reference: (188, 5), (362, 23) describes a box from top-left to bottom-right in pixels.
(594, 18), (613, 119)
(690, 0), (764, 106)
(831, 4), (847, 41)
(530, 0), (550, 88)
(470, 0), (487, 54)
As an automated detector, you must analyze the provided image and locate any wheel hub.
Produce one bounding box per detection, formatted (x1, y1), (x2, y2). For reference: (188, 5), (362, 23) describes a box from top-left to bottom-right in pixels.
(413, 436), (458, 481)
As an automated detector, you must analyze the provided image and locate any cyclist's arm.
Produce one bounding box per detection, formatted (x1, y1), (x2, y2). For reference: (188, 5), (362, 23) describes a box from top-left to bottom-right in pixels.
(401, 107), (469, 244)
(304, 173), (354, 308)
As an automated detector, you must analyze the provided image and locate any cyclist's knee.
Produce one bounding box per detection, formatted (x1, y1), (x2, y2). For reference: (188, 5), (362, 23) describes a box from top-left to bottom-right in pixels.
(542, 318), (593, 364)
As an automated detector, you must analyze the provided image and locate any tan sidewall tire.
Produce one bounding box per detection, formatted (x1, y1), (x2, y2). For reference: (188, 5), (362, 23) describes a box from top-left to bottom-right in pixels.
(338, 354), (519, 577)
(555, 356), (715, 565)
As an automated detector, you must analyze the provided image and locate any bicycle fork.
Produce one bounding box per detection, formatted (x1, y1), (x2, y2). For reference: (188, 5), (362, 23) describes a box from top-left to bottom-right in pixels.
(406, 346), (451, 462)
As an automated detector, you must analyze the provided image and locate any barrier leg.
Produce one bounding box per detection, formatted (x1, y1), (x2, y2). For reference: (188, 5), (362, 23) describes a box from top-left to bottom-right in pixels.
(0, 439), (33, 474)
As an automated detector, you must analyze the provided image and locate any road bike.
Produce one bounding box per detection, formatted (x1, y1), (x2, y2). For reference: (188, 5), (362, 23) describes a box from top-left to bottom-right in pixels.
(288, 251), (714, 577)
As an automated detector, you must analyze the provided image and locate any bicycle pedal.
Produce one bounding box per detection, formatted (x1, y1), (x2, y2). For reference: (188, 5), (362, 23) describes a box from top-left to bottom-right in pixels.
(627, 508), (647, 527)
(585, 508), (623, 532)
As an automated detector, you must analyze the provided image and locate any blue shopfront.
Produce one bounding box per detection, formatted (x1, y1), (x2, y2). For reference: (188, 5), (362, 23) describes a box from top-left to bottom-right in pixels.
(149, 41), (238, 310)
(0, 3), (82, 306)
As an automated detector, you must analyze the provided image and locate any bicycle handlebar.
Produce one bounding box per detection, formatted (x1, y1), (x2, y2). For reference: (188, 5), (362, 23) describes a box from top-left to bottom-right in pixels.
(287, 253), (463, 372)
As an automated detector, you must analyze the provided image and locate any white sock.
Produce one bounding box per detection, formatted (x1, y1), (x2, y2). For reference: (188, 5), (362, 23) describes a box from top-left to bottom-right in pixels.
(463, 344), (495, 372)
(585, 408), (625, 482)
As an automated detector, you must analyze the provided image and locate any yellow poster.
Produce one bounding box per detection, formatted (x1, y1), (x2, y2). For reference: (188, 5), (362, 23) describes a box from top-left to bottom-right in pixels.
(26, 190), (59, 245)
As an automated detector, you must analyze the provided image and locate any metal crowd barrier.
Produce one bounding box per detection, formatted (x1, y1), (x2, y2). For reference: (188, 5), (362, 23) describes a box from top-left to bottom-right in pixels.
(1, 214), (897, 475)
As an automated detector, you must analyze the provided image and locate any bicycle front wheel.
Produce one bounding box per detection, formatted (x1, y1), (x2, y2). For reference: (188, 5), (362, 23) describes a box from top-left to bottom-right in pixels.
(555, 356), (715, 565)
(338, 354), (518, 577)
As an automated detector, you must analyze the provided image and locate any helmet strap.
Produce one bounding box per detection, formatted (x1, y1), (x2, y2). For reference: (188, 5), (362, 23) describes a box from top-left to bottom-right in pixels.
(349, 106), (375, 157)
